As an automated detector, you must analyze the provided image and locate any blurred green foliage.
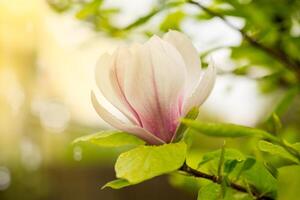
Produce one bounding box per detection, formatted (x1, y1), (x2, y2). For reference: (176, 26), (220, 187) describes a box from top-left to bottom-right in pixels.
(48, 0), (300, 89)
(46, 0), (300, 199)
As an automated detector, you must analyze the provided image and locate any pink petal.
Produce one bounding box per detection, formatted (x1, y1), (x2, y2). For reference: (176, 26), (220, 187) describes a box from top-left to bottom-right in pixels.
(163, 30), (202, 94)
(123, 36), (187, 142)
(91, 92), (165, 145)
(95, 51), (142, 126)
(182, 63), (216, 115)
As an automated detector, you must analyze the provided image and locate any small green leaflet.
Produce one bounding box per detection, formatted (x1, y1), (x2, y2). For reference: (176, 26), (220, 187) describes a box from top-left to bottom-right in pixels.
(224, 160), (239, 174)
(258, 140), (300, 164)
(265, 113), (282, 134)
(236, 158), (256, 180)
(115, 142), (187, 184)
(198, 148), (245, 167)
(102, 179), (132, 189)
(72, 130), (145, 148)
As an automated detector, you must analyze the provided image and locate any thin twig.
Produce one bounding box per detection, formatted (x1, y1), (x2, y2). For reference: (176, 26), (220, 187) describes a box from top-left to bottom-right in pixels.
(187, 0), (300, 78)
(180, 163), (274, 200)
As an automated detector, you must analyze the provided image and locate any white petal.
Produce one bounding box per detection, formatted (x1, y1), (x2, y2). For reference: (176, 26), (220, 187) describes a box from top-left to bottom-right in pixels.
(91, 92), (165, 145)
(163, 30), (201, 92)
(95, 51), (142, 126)
(182, 63), (216, 115)
(123, 36), (186, 142)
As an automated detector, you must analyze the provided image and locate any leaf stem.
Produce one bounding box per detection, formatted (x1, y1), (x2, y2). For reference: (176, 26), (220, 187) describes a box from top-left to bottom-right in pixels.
(180, 163), (274, 200)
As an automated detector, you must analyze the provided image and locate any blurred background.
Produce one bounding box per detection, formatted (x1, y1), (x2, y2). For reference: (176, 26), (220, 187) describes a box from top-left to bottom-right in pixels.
(0, 0), (300, 199)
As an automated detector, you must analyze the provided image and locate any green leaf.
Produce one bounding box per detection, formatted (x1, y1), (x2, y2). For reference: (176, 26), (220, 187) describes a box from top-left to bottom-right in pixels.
(165, 0), (186, 7)
(236, 158), (256, 180)
(292, 143), (300, 152)
(243, 162), (277, 198)
(76, 0), (103, 20)
(198, 183), (220, 200)
(102, 179), (132, 189)
(160, 10), (185, 32)
(115, 142), (186, 184)
(278, 165), (300, 200)
(241, 158), (256, 172)
(258, 140), (299, 164)
(232, 65), (251, 75)
(264, 162), (278, 179)
(181, 119), (277, 141)
(224, 160), (239, 174)
(175, 107), (199, 142)
(198, 183), (234, 200)
(199, 148), (245, 166)
(72, 131), (145, 147)
(269, 113), (282, 134)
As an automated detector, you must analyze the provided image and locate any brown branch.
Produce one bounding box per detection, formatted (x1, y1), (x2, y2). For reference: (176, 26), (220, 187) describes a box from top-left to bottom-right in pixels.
(180, 163), (274, 200)
(188, 0), (300, 79)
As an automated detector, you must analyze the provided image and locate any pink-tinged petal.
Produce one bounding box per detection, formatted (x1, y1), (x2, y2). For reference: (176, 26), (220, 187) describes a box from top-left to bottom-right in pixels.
(95, 51), (142, 126)
(123, 36), (186, 142)
(182, 63), (216, 115)
(163, 30), (201, 93)
(91, 92), (165, 145)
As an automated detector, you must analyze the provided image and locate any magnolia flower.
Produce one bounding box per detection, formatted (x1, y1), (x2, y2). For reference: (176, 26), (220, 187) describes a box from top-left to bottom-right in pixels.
(92, 30), (216, 145)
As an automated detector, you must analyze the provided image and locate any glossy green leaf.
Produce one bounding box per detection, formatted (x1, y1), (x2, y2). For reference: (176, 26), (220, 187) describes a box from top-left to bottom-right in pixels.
(181, 120), (276, 141)
(72, 131), (145, 147)
(258, 140), (299, 164)
(102, 179), (132, 189)
(115, 142), (186, 183)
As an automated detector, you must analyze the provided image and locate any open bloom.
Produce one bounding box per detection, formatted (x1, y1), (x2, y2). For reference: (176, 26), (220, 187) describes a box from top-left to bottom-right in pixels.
(92, 30), (216, 145)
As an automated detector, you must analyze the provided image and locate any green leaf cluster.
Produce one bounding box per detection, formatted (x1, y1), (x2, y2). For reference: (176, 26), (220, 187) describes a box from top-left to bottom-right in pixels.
(73, 131), (187, 189)
(196, 148), (277, 199)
